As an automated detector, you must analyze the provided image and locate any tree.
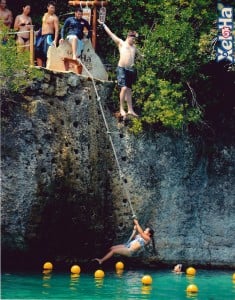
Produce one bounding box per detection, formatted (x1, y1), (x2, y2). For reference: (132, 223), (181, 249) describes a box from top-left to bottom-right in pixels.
(4, 0), (234, 133)
(97, 0), (234, 133)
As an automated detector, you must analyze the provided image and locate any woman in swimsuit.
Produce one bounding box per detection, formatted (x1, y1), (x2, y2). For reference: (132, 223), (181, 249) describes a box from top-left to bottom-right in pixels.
(14, 4), (32, 52)
(93, 218), (154, 264)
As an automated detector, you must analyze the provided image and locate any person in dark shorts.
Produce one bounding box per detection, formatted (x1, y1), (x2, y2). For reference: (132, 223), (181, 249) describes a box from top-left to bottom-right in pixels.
(98, 19), (143, 117)
(117, 66), (137, 89)
(35, 1), (59, 67)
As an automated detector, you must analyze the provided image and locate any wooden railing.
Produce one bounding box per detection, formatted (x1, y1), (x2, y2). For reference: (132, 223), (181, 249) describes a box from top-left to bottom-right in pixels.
(0, 26), (35, 66)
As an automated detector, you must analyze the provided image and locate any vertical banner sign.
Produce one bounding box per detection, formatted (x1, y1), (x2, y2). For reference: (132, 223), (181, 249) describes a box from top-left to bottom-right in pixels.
(83, 4), (91, 35)
(217, 2), (234, 63)
(83, 6), (91, 24)
(99, 6), (106, 23)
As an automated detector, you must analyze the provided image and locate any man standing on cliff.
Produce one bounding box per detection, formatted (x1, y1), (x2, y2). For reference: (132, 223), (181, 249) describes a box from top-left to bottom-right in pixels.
(98, 19), (140, 118)
(35, 1), (59, 67)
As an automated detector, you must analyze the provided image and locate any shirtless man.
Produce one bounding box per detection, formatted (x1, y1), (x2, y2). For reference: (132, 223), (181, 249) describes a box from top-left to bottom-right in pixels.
(98, 20), (140, 117)
(14, 4), (32, 52)
(0, 0), (12, 29)
(35, 1), (59, 67)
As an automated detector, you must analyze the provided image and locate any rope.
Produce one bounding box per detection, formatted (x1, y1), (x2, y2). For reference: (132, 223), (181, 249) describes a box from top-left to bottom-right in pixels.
(0, 29), (30, 35)
(78, 58), (137, 219)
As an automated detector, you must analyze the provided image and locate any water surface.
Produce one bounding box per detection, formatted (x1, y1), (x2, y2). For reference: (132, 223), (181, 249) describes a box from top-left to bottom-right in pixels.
(2, 269), (235, 299)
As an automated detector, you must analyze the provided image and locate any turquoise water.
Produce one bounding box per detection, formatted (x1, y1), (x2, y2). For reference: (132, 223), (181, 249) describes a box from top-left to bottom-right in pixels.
(1, 269), (235, 299)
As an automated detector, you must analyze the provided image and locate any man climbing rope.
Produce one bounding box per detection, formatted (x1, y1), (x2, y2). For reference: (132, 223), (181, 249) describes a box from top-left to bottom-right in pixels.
(93, 218), (154, 264)
(98, 19), (142, 118)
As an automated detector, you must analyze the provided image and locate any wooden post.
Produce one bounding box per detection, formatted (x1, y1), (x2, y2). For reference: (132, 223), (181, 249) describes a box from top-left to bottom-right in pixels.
(68, 0), (108, 50)
(29, 25), (34, 66)
(92, 0), (97, 49)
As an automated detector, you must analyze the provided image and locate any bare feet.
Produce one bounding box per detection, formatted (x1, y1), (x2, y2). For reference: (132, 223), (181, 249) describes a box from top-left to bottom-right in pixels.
(128, 111), (139, 117)
(92, 258), (102, 265)
(120, 110), (127, 117)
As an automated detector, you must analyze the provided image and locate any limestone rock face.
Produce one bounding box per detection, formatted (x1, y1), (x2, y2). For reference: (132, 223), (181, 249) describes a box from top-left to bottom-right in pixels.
(111, 133), (235, 268)
(1, 70), (235, 269)
(1, 70), (115, 265)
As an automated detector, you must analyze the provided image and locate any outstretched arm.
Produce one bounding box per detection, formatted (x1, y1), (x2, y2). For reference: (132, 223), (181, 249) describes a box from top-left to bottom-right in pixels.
(97, 19), (122, 46)
(60, 18), (69, 40)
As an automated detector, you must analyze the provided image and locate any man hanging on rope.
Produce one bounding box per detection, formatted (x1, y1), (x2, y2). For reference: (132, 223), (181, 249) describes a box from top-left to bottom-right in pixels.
(93, 218), (154, 264)
(98, 19), (142, 118)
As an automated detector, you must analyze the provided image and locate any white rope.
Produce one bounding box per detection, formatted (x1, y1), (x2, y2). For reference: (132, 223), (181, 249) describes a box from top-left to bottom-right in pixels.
(15, 30), (30, 34)
(78, 58), (137, 219)
(0, 29), (30, 35)
(16, 44), (30, 48)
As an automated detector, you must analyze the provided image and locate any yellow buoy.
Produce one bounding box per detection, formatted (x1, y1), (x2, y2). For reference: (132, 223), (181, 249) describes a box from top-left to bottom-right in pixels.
(42, 269), (52, 275)
(186, 267), (196, 276)
(43, 262), (53, 270)
(141, 285), (152, 295)
(186, 284), (198, 293)
(232, 273), (235, 281)
(115, 261), (124, 270)
(94, 269), (105, 278)
(70, 265), (81, 274)
(141, 275), (153, 285)
(116, 269), (124, 276)
(70, 273), (80, 279)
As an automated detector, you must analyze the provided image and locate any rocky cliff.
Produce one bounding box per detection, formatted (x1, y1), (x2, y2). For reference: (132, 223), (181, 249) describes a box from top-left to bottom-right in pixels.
(1, 70), (235, 269)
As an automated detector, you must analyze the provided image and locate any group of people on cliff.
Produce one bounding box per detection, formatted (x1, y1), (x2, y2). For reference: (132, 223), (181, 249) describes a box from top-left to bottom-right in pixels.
(1, 0), (141, 117)
(0, 1), (91, 65)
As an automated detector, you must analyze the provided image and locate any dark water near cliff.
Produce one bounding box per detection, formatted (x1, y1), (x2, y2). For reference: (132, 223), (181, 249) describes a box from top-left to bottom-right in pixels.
(1, 269), (235, 299)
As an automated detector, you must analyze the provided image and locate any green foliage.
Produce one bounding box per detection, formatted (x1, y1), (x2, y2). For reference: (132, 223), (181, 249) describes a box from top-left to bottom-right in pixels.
(0, 25), (42, 96)
(6, 0), (234, 133)
(134, 78), (201, 131)
(97, 0), (218, 132)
